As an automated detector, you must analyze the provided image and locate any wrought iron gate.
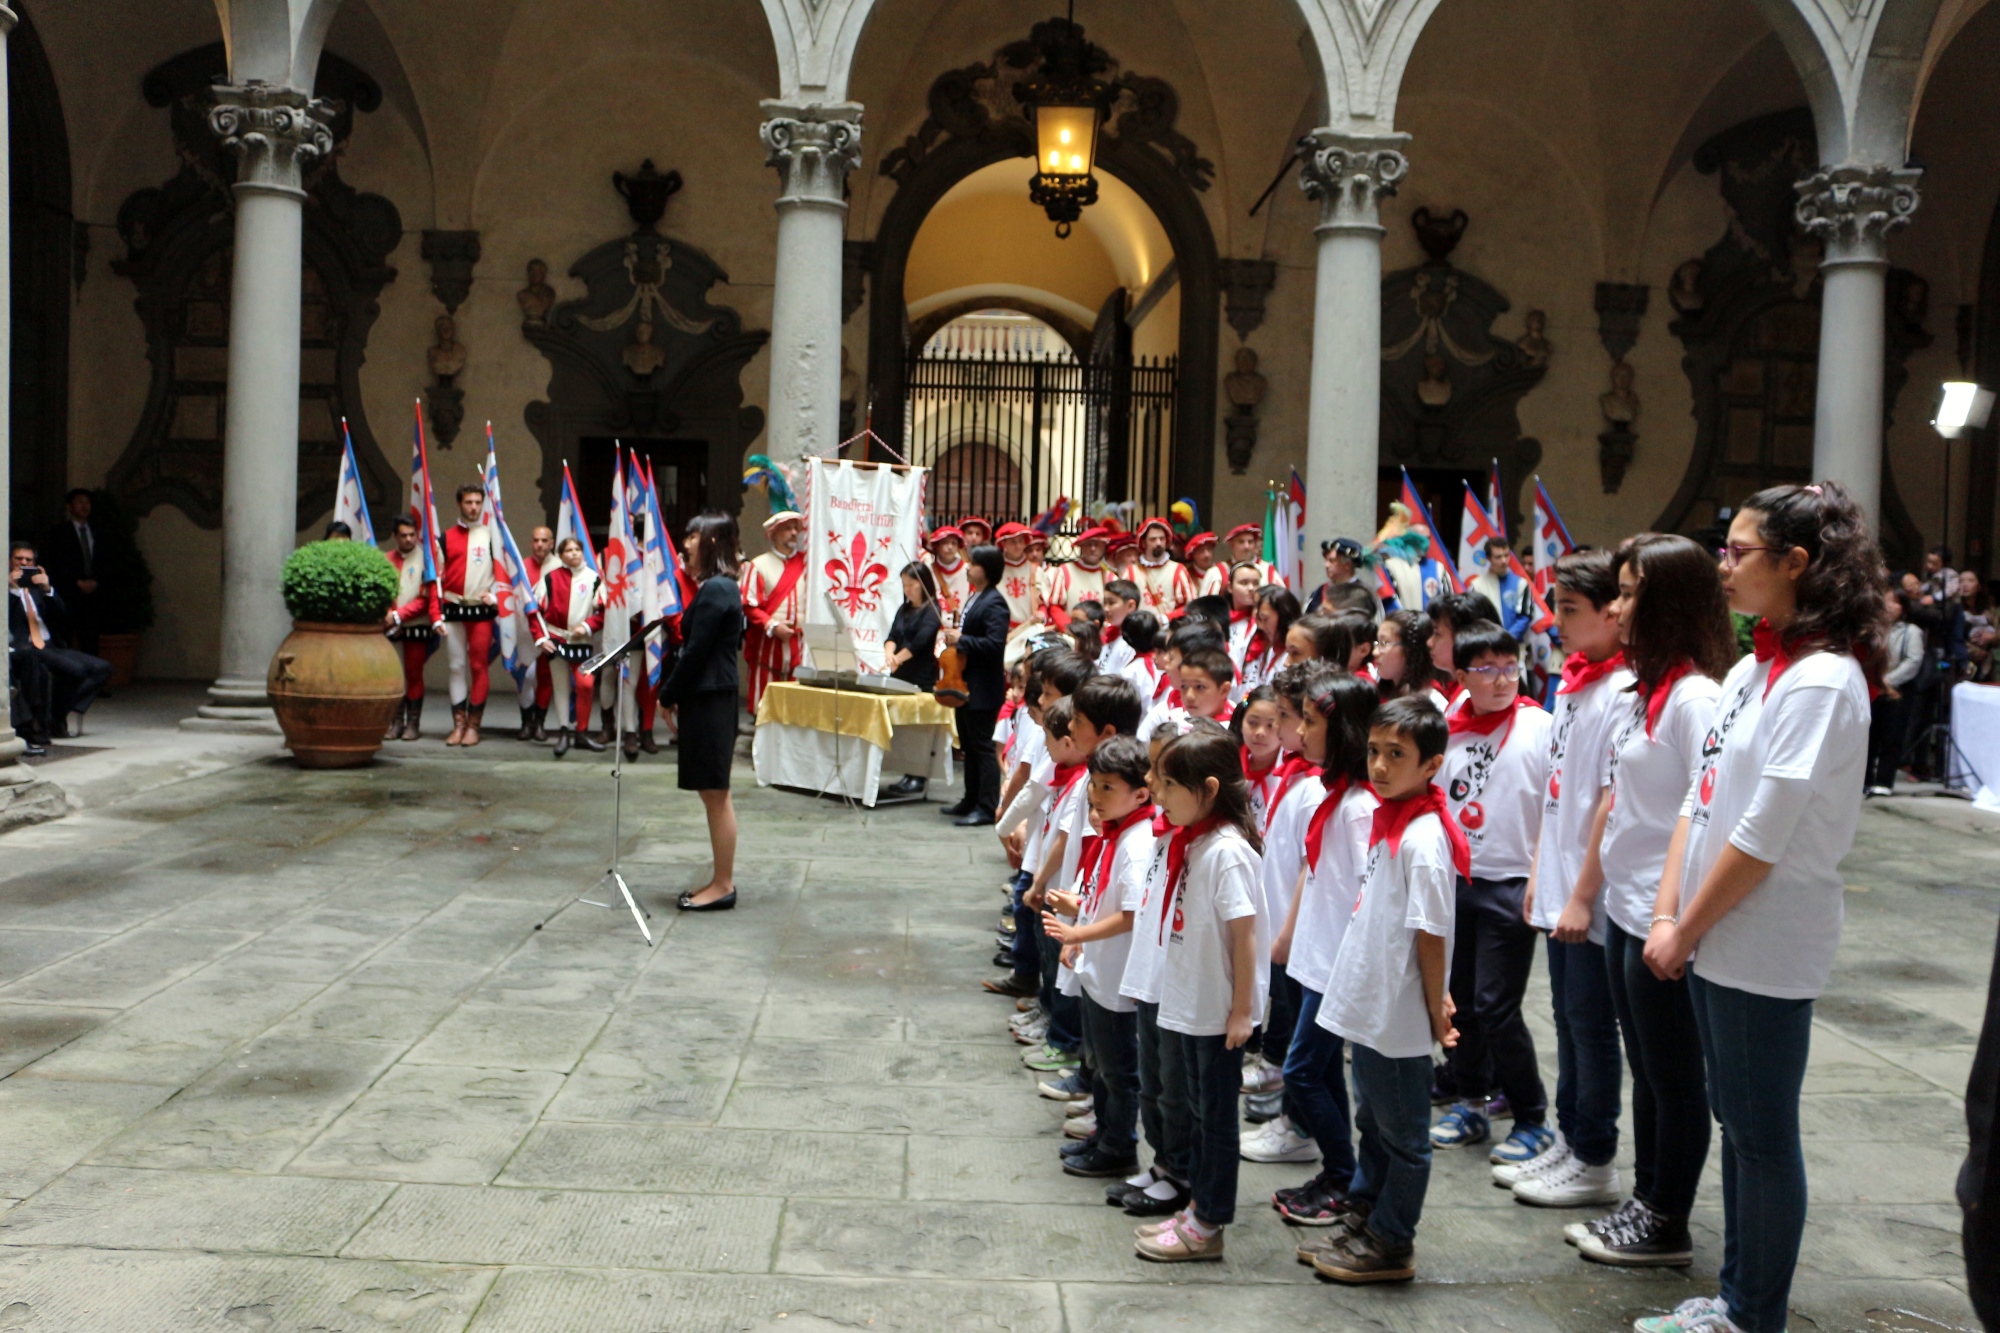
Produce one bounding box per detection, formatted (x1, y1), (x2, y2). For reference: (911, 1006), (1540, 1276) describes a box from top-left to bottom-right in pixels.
(901, 345), (1177, 553)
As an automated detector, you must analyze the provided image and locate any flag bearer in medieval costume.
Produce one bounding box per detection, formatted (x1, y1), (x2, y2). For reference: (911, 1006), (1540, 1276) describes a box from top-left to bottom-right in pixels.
(960, 515), (994, 552)
(1043, 525), (1111, 625)
(440, 484), (499, 746)
(383, 517), (440, 741)
(1026, 529), (1055, 606)
(1200, 522), (1285, 596)
(742, 510), (808, 712)
(1184, 530), (1220, 595)
(1131, 516), (1194, 618)
(926, 525), (970, 619)
(531, 536), (606, 758)
(513, 525), (560, 741)
(994, 522), (1042, 660)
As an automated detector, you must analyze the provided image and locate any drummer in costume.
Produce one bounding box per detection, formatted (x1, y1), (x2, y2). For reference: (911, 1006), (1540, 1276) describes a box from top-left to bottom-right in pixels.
(993, 522), (1042, 660)
(925, 525), (970, 619)
(383, 517), (440, 741)
(530, 537), (606, 757)
(742, 509), (808, 712)
(513, 526), (560, 741)
(1131, 516), (1194, 618)
(1043, 525), (1111, 626)
(439, 484), (499, 746)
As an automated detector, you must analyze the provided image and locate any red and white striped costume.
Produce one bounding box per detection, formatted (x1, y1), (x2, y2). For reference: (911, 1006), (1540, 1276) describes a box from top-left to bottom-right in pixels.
(386, 545), (439, 701)
(1132, 555), (1194, 618)
(440, 521), (496, 706)
(742, 549), (807, 712)
(530, 564), (604, 725)
(928, 554), (970, 619)
(1043, 560), (1108, 622)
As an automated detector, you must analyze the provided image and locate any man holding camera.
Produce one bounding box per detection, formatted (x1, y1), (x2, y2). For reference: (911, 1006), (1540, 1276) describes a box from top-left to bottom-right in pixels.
(9, 540), (112, 751)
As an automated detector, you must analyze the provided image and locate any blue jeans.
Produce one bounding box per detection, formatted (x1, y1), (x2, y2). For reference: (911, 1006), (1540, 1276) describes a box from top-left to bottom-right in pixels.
(1605, 924), (1710, 1218)
(1347, 1043), (1435, 1246)
(1264, 961), (1301, 1070)
(1280, 986), (1355, 1191)
(1175, 1030), (1244, 1226)
(1080, 997), (1139, 1158)
(1008, 872), (1036, 978)
(1690, 973), (1813, 1333)
(1547, 936), (1623, 1166)
(1133, 1001), (1190, 1186)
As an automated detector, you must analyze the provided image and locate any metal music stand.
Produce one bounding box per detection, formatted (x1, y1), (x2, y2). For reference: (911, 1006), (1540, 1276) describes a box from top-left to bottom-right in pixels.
(538, 615), (671, 944)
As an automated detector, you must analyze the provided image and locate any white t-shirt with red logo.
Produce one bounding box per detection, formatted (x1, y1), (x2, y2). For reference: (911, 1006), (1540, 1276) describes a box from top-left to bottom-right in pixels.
(1157, 826), (1266, 1037)
(1442, 706), (1551, 881)
(1118, 831), (1177, 1007)
(1260, 773), (1322, 930)
(1074, 818), (1159, 1013)
(1599, 673), (1722, 939)
(1318, 812), (1457, 1058)
(1677, 650), (1868, 999)
(1530, 664), (1635, 941)
(1287, 784), (1378, 995)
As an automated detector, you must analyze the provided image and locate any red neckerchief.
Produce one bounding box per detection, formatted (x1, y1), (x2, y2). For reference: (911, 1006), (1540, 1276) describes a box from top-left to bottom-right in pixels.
(1558, 650), (1625, 695)
(1369, 783), (1471, 880)
(1208, 699), (1235, 725)
(1304, 772), (1358, 872)
(1158, 815), (1223, 942)
(1164, 685), (1182, 709)
(1636, 660), (1694, 739)
(1229, 607), (1252, 626)
(1043, 762), (1088, 836)
(1447, 694), (1538, 746)
(1082, 804), (1154, 914)
(1753, 620), (1807, 699)
(1241, 745), (1277, 783)
(1264, 753), (1322, 833)
(1437, 676), (1464, 705)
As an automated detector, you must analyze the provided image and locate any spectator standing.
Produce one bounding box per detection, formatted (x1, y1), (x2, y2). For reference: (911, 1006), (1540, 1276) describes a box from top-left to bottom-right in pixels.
(42, 488), (105, 657)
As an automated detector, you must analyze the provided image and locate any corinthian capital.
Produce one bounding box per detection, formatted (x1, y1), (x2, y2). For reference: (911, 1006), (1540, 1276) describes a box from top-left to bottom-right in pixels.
(760, 101), (864, 209)
(1299, 130), (1410, 235)
(1794, 164), (1921, 265)
(209, 82), (335, 196)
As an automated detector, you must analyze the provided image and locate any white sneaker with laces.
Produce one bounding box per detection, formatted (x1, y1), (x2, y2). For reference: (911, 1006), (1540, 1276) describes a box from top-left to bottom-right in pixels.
(1240, 1118), (1319, 1163)
(1514, 1155), (1620, 1207)
(1492, 1134), (1569, 1187)
(1632, 1296), (1734, 1333)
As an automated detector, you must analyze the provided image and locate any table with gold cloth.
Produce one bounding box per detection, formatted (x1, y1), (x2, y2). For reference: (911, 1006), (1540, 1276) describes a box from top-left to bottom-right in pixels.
(751, 681), (959, 806)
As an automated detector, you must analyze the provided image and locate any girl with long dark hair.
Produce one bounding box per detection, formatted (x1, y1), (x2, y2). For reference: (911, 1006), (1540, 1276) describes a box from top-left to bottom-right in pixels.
(1374, 610), (1446, 708)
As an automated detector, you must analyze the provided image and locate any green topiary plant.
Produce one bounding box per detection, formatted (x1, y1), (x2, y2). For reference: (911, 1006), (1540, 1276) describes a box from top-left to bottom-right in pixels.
(281, 540), (400, 624)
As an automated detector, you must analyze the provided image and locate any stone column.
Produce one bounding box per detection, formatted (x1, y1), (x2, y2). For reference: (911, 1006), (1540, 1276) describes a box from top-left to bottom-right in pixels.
(0, 3), (63, 825)
(760, 101), (862, 465)
(189, 84), (333, 731)
(1299, 131), (1409, 549)
(1795, 163), (1921, 526)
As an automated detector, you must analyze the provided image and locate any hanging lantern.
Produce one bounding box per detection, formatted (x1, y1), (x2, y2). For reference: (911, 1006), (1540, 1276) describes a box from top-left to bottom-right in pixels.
(1016, 9), (1116, 239)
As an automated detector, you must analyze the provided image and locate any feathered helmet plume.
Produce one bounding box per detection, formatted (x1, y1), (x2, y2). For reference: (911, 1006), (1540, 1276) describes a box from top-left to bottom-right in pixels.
(742, 454), (799, 514)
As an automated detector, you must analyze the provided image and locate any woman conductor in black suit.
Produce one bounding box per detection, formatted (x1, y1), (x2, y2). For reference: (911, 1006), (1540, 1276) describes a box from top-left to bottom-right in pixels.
(662, 511), (747, 911)
(940, 543), (1010, 827)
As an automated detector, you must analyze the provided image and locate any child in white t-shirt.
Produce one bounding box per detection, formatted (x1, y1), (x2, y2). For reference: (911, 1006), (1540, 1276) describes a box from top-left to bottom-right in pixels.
(1235, 686), (1285, 827)
(1097, 580), (1141, 676)
(1434, 623), (1553, 1162)
(1137, 621), (1225, 741)
(1310, 695), (1466, 1284)
(1131, 724), (1264, 1264)
(1018, 697), (1093, 1076)
(1116, 610), (1167, 704)
(1043, 734), (1157, 1181)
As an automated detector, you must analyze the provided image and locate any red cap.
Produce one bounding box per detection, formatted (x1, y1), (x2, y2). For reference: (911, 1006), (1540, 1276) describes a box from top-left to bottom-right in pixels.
(1225, 523), (1263, 543)
(1025, 530), (1050, 548)
(1075, 526), (1111, 545)
(1184, 531), (1217, 551)
(993, 521), (1032, 542)
(1137, 517), (1173, 540)
(927, 525), (964, 546)
(1107, 531), (1139, 551)
(959, 515), (992, 535)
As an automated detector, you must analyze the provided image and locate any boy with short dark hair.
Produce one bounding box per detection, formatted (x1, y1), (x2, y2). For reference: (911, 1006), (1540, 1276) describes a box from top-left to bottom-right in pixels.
(1310, 696), (1466, 1284)
(1176, 649), (1236, 725)
(1139, 622), (1224, 741)
(1099, 580), (1143, 675)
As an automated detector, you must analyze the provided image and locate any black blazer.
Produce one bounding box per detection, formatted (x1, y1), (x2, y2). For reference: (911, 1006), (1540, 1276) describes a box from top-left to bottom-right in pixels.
(41, 520), (97, 595)
(660, 575), (745, 704)
(887, 600), (941, 690)
(956, 586), (1010, 711)
(8, 584), (70, 652)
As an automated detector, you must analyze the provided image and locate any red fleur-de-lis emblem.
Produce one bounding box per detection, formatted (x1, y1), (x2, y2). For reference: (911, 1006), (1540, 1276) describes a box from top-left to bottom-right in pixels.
(600, 538), (632, 604)
(825, 530), (890, 616)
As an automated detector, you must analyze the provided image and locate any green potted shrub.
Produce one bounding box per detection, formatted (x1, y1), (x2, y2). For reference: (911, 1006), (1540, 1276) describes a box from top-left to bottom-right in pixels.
(268, 540), (404, 768)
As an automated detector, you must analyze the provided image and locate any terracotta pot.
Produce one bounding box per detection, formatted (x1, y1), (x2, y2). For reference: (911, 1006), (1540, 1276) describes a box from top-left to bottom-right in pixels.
(267, 621), (403, 769)
(96, 632), (140, 688)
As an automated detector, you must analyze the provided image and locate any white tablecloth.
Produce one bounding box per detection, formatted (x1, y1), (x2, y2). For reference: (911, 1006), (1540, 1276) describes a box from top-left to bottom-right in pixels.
(752, 717), (955, 806)
(1951, 681), (2000, 802)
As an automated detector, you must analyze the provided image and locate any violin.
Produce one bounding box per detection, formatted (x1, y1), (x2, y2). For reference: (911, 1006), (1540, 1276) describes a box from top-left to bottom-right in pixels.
(934, 608), (969, 709)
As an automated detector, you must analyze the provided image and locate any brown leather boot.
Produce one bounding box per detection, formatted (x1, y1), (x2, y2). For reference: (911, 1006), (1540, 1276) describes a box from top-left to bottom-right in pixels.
(445, 705), (467, 746)
(463, 704), (484, 747)
(622, 731), (641, 760)
(638, 729), (659, 754)
(516, 706), (537, 742)
(386, 700), (407, 742)
(403, 700), (423, 741)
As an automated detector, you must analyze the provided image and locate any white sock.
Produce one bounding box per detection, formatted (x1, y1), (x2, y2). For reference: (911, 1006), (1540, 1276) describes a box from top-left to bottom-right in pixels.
(1182, 1215), (1218, 1240)
(1141, 1177), (1180, 1201)
(1124, 1167), (1156, 1189)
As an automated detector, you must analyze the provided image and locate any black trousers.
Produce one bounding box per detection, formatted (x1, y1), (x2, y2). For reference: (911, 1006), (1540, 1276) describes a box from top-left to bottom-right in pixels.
(16, 646), (109, 729)
(957, 707), (1000, 815)
(1082, 997), (1140, 1158)
(1605, 923), (1711, 1218)
(9, 648), (52, 735)
(1446, 875), (1546, 1122)
(1867, 693), (1911, 789)
(1176, 1030), (1245, 1226)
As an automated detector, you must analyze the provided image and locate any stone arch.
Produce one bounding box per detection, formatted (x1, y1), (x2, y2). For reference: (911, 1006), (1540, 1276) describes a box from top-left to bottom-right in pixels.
(1744, 0), (1968, 164)
(907, 296), (1091, 362)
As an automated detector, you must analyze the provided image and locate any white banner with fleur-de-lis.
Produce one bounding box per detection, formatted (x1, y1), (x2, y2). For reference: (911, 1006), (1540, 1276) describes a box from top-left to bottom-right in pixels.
(803, 458), (927, 670)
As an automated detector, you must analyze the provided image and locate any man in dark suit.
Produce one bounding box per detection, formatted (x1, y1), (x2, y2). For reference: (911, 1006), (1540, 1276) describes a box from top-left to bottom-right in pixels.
(42, 488), (105, 657)
(9, 540), (112, 742)
(940, 542), (1011, 826)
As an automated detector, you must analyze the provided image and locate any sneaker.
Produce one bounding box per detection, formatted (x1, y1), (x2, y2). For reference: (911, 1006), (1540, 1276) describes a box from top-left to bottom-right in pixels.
(1295, 1201), (1370, 1263)
(1022, 1043), (1079, 1072)
(1309, 1225), (1415, 1283)
(1063, 1112), (1097, 1140)
(1135, 1216), (1225, 1263)
(1012, 1018), (1048, 1046)
(1240, 1054), (1284, 1094)
(1008, 1004), (1043, 1030)
(1271, 1173), (1324, 1210)
(1864, 785), (1891, 798)
(1513, 1155), (1620, 1207)
(1429, 1103), (1490, 1148)
(1579, 1200), (1693, 1268)
(1633, 1296), (1735, 1333)
(1037, 1071), (1088, 1101)
(1241, 1118), (1320, 1164)
(1484, 1093), (1512, 1120)
(1062, 1145), (1140, 1178)
(1060, 1132), (1098, 1157)
(1492, 1134), (1569, 1187)
(1242, 1087), (1285, 1123)
(1491, 1121), (1556, 1165)
(1278, 1183), (1353, 1227)
(1565, 1195), (1641, 1246)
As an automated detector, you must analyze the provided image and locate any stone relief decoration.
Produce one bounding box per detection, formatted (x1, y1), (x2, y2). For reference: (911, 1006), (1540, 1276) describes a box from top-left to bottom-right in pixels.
(879, 27), (1214, 196)
(1223, 347), (1268, 475)
(1593, 282), (1649, 493)
(108, 44), (401, 531)
(1378, 208), (1546, 533)
(522, 160), (767, 520)
(1218, 259), (1277, 340)
(420, 230), (480, 447)
(1659, 108), (1930, 564)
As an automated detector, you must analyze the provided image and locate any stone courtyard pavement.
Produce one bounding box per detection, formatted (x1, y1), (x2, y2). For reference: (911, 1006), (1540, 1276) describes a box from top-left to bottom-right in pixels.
(0, 733), (1990, 1332)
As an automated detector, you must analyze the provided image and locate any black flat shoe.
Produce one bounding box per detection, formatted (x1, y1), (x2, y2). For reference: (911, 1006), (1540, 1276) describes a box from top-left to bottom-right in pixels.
(953, 811), (996, 827)
(676, 890), (737, 912)
(939, 801), (974, 817)
(1123, 1185), (1191, 1217)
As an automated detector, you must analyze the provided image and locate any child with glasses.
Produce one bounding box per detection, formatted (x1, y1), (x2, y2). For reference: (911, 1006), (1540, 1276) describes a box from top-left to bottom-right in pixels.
(1434, 623), (1553, 1161)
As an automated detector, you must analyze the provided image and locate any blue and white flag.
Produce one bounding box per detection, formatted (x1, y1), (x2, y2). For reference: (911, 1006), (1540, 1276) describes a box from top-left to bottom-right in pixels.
(334, 420), (375, 545)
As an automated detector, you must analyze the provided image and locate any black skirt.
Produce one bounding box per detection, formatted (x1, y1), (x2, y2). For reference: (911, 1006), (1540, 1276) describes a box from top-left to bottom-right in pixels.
(676, 689), (738, 791)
